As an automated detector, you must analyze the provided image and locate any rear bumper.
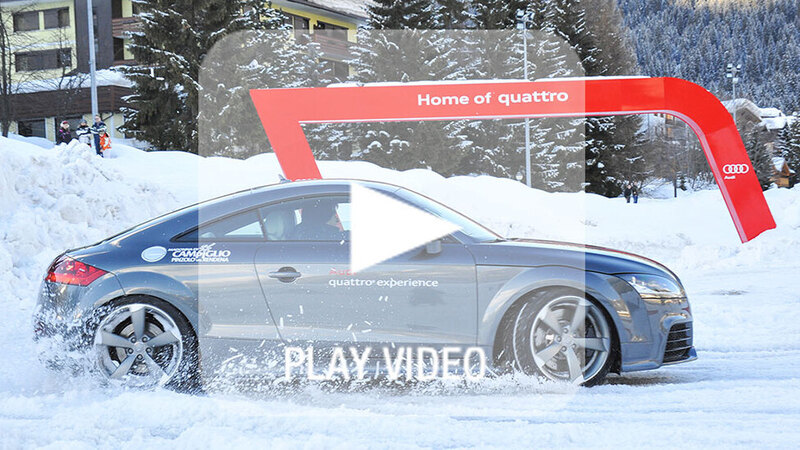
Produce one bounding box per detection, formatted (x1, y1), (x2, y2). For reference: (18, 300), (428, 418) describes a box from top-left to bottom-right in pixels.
(33, 270), (127, 359)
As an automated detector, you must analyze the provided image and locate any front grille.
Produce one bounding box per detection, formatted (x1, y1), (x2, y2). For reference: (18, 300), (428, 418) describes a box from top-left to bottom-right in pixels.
(663, 322), (693, 363)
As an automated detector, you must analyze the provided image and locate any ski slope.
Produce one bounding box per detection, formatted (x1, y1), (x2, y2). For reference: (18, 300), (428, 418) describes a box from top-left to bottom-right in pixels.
(1, 137), (798, 448)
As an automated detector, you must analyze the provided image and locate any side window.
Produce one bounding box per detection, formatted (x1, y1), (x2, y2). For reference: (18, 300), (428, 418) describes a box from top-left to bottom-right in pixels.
(260, 195), (350, 241)
(180, 210), (264, 241)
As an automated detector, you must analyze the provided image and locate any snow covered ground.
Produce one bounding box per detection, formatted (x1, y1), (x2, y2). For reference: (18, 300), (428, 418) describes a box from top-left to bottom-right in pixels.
(1, 136), (799, 448)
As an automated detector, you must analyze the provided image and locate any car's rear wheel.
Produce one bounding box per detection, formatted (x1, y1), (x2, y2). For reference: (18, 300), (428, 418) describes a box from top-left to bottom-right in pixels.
(92, 297), (199, 391)
(506, 289), (614, 386)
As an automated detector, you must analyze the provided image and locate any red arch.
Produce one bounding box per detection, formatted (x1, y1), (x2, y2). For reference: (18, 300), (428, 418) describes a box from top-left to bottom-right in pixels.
(251, 77), (775, 242)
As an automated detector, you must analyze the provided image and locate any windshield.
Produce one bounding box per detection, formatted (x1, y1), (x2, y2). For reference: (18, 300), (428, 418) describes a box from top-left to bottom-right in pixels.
(393, 188), (502, 243)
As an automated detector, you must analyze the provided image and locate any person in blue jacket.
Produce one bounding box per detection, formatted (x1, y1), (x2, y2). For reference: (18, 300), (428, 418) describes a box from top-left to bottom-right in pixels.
(91, 115), (107, 156)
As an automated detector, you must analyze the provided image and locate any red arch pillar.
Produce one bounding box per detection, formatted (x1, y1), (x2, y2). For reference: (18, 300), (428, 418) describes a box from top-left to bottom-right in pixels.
(251, 77), (775, 242)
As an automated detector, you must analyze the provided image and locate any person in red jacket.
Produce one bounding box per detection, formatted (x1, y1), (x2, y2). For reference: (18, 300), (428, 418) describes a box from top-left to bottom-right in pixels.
(99, 131), (111, 155)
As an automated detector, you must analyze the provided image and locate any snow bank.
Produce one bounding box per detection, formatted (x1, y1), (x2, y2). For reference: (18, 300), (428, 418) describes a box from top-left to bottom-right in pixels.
(2, 134), (797, 293)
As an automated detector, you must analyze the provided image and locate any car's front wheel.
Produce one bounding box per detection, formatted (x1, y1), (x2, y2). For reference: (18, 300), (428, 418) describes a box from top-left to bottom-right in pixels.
(92, 297), (199, 391)
(505, 289), (615, 386)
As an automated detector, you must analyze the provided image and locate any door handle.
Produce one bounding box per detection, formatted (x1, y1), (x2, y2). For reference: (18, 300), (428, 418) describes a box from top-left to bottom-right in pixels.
(268, 267), (302, 282)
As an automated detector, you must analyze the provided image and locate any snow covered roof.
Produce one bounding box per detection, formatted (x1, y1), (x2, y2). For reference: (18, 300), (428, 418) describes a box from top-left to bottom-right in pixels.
(13, 69), (132, 94)
(761, 108), (789, 130)
(285, 0), (370, 19)
(722, 98), (762, 119)
(723, 99), (790, 130)
(773, 156), (795, 174)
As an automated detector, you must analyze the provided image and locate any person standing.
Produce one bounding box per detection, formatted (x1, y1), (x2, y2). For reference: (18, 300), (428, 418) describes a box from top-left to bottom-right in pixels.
(75, 119), (92, 146)
(56, 121), (73, 145)
(91, 115), (107, 157)
(632, 185), (639, 204)
(623, 182), (632, 203)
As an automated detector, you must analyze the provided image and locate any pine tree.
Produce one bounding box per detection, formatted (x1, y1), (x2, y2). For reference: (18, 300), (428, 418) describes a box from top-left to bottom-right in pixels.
(343, 0), (478, 175)
(198, 10), (321, 158)
(548, 0), (644, 196)
(471, 0), (528, 30)
(121, 0), (269, 152)
(368, 0), (436, 29)
(618, 0), (800, 114)
(744, 124), (776, 191)
(433, 0), (473, 29)
(347, 29), (472, 174)
(779, 115), (800, 187)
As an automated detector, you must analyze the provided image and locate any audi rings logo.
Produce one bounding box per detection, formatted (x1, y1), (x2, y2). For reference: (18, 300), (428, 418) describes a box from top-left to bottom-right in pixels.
(723, 164), (750, 175)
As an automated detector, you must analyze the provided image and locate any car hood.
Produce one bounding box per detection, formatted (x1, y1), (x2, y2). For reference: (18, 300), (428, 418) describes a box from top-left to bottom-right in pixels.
(469, 238), (679, 281)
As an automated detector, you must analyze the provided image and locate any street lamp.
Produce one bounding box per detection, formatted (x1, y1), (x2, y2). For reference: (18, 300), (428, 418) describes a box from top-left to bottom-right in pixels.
(86, 0), (98, 119)
(517, 9), (534, 187)
(726, 63), (741, 125)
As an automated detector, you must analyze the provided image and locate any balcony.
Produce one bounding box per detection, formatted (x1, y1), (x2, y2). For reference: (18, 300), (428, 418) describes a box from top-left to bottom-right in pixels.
(312, 32), (351, 61)
(111, 17), (140, 39)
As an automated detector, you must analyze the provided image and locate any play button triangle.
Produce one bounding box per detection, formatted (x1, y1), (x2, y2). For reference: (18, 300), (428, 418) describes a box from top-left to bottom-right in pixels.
(350, 183), (460, 273)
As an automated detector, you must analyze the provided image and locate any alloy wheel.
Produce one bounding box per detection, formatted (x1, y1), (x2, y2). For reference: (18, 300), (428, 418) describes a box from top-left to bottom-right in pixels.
(93, 303), (183, 387)
(516, 295), (611, 384)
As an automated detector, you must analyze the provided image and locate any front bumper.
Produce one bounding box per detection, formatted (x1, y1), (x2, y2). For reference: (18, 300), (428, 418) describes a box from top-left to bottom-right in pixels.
(619, 295), (696, 372)
(661, 321), (697, 365)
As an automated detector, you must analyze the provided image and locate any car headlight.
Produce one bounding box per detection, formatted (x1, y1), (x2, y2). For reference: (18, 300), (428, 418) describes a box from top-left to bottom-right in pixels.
(618, 274), (684, 299)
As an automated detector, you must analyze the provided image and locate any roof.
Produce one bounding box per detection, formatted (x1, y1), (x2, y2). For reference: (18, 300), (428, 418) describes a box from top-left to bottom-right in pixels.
(285, 0), (370, 20)
(760, 108), (789, 130)
(723, 99), (791, 130)
(772, 157), (796, 174)
(13, 69), (131, 94)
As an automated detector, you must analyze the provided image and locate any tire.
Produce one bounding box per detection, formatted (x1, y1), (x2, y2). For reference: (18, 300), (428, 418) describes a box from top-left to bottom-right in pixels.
(91, 296), (200, 392)
(504, 289), (615, 387)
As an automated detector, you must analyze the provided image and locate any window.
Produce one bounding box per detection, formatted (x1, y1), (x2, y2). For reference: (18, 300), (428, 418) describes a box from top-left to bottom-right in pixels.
(43, 8), (70, 29)
(15, 48), (71, 71)
(393, 189), (501, 242)
(283, 13), (309, 37)
(181, 210), (264, 241)
(17, 119), (46, 138)
(314, 21), (348, 41)
(113, 38), (125, 61)
(112, 0), (123, 19)
(57, 48), (72, 67)
(13, 11), (39, 32)
(260, 196), (350, 241)
(57, 116), (83, 134)
(322, 59), (349, 82)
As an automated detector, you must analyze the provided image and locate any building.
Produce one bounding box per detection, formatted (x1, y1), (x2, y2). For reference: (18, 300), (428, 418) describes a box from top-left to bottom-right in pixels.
(271, 0), (368, 80)
(723, 99), (796, 187)
(772, 157), (795, 188)
(1, 0), (367, 143)
(1, 0), (138, 141)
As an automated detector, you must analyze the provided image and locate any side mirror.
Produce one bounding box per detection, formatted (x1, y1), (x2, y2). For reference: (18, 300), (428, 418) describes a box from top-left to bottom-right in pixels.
(425, 239), (442, 255)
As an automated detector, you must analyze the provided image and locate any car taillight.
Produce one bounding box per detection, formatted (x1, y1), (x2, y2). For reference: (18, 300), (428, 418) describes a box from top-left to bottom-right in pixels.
(45, 256), (107, 286)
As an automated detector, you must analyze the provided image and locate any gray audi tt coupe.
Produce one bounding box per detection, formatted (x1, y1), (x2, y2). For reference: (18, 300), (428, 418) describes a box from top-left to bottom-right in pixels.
(35, 180), (695, 390)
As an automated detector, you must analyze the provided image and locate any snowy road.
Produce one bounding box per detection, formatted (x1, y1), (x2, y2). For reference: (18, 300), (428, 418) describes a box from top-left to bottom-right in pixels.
(1, 139), (799, 448)
(2, 267), (798, 449)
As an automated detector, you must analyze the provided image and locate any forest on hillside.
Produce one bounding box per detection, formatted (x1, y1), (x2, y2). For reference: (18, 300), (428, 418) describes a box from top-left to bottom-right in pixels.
(619, 0), (800, 113)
